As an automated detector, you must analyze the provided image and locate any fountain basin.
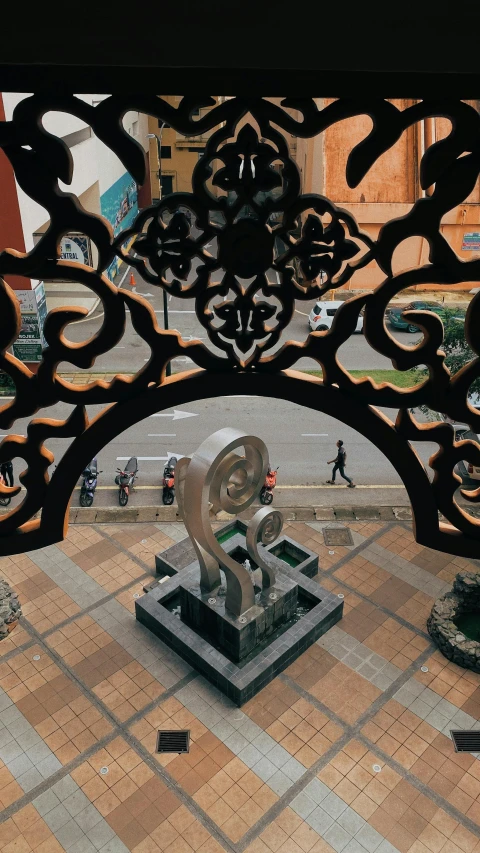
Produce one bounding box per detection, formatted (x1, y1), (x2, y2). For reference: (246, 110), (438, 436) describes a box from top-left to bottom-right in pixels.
(427, 571), (480, 673)
(138, 541), (341, 705)
(154, 523), (319, 580)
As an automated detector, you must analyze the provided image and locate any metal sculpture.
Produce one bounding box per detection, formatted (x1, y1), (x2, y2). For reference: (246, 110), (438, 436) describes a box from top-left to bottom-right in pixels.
(176, 427), (281, 616)
(0, 97), (480, 555)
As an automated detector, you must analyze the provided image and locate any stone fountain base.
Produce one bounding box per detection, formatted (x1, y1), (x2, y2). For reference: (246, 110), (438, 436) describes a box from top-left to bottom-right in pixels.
(427, 571), (480, 673)
(136, 536), (341, 705)
(181, 572), (298, 662)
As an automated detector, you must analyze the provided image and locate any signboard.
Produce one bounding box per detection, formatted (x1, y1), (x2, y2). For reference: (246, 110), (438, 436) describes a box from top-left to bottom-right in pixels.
(33, 233), (93, 280)
(13, 281), (47, 363)
(462, 232), (480, 251)
(59, 235), (92, 266)
(100, 172), (138, 281)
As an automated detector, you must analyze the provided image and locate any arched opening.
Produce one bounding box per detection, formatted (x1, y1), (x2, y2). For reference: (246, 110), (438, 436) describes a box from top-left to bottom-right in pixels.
(6, 369), (445, 558)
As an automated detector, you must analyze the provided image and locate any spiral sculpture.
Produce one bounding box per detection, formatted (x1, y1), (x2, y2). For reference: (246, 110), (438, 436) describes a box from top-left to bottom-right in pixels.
(176, 428), (282, 617)
(246, 506), (283, 589)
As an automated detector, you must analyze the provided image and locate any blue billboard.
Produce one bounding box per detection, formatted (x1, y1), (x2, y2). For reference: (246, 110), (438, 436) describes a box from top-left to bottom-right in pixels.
(100, 172), (138, 281)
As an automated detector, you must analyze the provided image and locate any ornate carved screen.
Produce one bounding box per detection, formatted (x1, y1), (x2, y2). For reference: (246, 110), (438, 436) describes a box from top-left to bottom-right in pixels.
(1, 96), (480, 557)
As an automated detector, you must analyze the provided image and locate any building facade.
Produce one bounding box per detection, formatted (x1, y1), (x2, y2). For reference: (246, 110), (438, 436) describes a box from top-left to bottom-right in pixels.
(0, 94), (151, 365)
(318, 98), (480, 291)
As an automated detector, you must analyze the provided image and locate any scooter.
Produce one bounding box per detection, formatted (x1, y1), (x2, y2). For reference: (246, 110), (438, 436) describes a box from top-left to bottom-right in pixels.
(0, 472), (11, 507)
(115, 457), (138, 506)
(80, 458), (100, 507)
(162, 456), (177, 505)
(260, 466), (278, 505)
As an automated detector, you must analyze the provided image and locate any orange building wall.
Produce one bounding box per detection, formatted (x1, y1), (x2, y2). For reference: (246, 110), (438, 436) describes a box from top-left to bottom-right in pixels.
(315, 99), (480, 291)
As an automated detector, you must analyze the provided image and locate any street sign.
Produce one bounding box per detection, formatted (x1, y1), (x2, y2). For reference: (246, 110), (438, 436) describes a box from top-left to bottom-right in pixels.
(461, 232), (480, 251)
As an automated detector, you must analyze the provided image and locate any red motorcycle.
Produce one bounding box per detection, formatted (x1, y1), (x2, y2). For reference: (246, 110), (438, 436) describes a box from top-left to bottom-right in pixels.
(115, 456), (138, 506)
(162, 456), (177, 505)
(260, 466), (278, 505)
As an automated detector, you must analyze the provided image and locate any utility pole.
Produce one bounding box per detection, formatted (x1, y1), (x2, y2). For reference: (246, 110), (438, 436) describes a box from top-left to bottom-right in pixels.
(147, 125), (171, 376)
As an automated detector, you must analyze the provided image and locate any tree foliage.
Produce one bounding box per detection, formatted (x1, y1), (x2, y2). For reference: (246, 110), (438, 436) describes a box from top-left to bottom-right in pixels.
(415, 308), (479, 395)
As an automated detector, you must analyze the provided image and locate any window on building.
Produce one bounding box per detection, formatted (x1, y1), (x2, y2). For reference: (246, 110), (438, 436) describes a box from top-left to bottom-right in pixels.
(61, 127), (92, 148)
(160, 175), (174, 196)
(131, 120), (138, 137)
(160, 146), (172, 159)
(188, 147), (204, 153)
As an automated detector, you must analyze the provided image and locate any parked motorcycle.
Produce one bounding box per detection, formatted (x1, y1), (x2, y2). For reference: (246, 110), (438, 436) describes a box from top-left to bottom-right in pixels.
(260, 466), (278, 505)
(0, 472), (11, 507)
(115, 457), (138, 506)
(80, 458), (100, 507)
(162, 456), (177, 505)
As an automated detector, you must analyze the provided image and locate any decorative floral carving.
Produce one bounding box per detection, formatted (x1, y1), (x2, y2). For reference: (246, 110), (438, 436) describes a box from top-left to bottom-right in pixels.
(0, 96), (479, 556)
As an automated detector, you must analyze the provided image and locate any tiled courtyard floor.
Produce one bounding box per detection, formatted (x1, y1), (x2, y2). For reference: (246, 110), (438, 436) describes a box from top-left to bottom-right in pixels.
(0, 519), (479, 853)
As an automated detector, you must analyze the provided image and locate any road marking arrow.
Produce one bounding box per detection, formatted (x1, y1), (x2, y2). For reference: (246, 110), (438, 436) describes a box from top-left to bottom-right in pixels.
(149, 409), (198, 420)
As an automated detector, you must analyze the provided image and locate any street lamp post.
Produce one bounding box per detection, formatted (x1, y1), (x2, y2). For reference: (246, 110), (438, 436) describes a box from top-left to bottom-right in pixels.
(147, 126), (171, 376)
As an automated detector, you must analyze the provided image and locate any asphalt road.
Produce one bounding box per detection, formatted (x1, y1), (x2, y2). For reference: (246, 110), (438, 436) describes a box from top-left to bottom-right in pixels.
(8, 266), (462, 509)
(60, 266), (419, 374)
(0, 395), (442, 510)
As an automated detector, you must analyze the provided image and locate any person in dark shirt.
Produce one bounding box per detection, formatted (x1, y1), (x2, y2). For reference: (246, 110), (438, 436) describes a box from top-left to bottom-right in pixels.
(326, 440), (355, 487)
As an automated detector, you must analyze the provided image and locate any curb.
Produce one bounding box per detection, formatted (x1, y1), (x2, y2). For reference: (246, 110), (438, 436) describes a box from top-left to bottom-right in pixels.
(61, 504), (415, 524)
(6, 503), (480, 525)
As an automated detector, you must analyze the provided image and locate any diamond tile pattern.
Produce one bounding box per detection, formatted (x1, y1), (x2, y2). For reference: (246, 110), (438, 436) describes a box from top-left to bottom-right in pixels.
(0, 520), (479, 853)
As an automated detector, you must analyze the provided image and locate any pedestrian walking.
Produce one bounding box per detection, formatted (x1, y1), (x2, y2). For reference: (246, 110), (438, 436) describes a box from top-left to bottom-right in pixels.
(326, 440), (355, 487)
(0, 461), (13, 488)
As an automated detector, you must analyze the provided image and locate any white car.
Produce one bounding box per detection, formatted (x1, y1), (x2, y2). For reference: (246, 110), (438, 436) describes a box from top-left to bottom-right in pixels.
(308, 301), (363, 333)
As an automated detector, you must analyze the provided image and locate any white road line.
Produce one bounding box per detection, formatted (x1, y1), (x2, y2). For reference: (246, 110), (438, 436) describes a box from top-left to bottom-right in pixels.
(116, 456), (168, 461)
(302, 433), (328, 437)
(0, 435), (24, 438)
(113, 346), (126, 349)
(118, 263), (132, 288)
(126, 309), (196, 314)
(149, 409), (197, 420)
(148, 434), (176, 437)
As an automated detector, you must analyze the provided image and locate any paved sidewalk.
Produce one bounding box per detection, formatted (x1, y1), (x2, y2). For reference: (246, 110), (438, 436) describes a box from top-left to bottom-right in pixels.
(0, 520), (479, 853)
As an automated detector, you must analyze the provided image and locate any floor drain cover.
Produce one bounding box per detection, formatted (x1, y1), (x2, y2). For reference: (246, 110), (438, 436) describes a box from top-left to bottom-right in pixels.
(323, 527), (354, 547)
(156, 730), (190, 754)
(450, 730), (480, 753)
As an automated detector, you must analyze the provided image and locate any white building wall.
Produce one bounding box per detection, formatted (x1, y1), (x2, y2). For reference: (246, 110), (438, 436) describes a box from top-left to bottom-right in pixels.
(2, 94), (149, 252)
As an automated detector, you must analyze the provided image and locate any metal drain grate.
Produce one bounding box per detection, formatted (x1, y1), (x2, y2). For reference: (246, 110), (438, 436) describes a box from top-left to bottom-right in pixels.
(156, 730), (190, 754)
(323, 526), (354, 547)
(450, 730), (480, 753)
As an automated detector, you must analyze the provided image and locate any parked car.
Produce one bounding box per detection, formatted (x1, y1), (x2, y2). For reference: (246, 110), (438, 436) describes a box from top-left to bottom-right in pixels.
(385, 300), (446, 333)
(453, 428), (480, 486)
(308, 301), (363, 333)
